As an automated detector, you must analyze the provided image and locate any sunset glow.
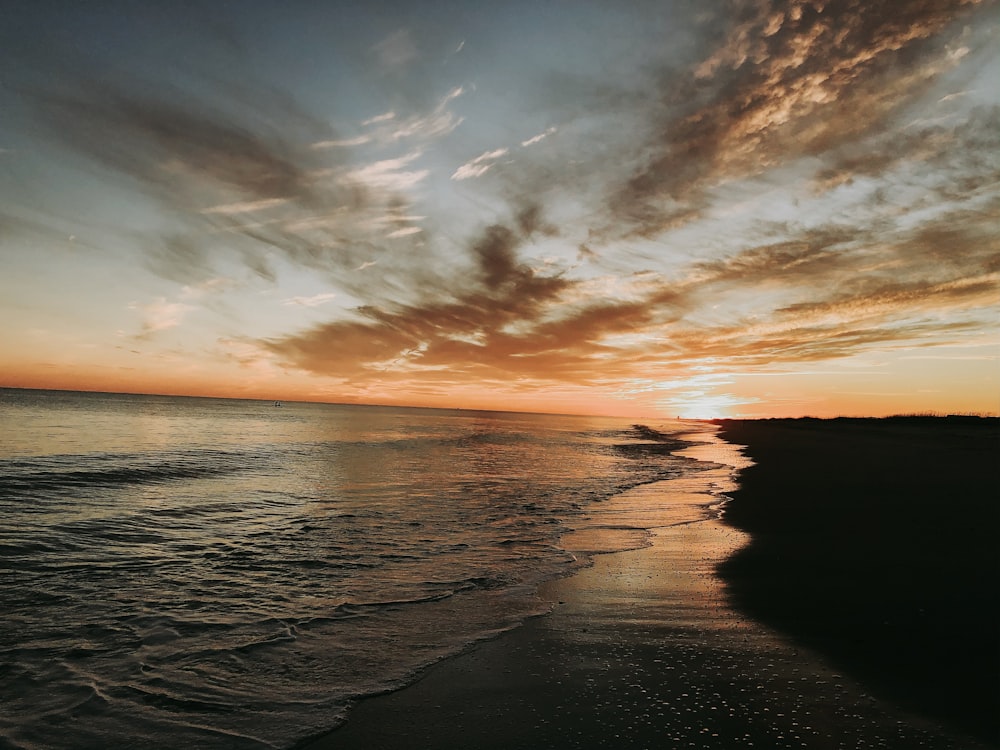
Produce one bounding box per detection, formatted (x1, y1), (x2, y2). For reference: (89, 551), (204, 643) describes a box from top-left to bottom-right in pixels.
(2, 1), (998, 418)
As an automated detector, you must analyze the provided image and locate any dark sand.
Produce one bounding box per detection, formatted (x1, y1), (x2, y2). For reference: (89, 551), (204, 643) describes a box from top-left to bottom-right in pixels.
(297, 422), (998, 749)
(715, 417), (1000, 746)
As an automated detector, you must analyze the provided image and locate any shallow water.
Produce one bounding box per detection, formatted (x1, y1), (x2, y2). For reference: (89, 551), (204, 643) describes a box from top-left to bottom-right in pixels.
(0, 389), (722, 749)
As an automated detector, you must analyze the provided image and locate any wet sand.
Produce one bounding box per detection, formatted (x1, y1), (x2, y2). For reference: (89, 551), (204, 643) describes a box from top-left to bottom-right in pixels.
(296, 425), (996, 749)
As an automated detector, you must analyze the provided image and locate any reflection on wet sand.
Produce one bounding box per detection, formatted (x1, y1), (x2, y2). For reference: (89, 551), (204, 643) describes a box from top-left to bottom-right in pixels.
(307, 425), (990, 749)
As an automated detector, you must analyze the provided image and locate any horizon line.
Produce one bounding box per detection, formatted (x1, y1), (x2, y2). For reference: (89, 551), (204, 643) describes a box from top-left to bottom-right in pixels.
(3, 384), (997, 421)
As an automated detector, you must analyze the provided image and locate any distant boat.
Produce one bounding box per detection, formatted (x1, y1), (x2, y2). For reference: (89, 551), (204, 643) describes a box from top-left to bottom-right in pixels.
(274, 401), (282, 407)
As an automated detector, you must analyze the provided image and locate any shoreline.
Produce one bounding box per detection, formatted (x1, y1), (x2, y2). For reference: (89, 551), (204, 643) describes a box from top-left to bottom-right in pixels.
(297, 424), (995, 749)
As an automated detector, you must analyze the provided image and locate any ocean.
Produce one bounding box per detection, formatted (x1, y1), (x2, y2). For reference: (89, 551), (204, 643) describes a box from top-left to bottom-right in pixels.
(0, 388), (729, 749)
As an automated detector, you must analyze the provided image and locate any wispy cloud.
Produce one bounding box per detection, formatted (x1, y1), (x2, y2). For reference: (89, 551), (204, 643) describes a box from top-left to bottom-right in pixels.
(386, 226), (422, 238)
(201, 198), (289, 215)
(449, 126), (557, 183)
(129, 297), (194, 337)
(21, 65), (452, 299)
(521, 127), (557, 147)
(217, 337), (281, 375)
(382, 87), (465, 142)
(451, 148), (509, 180)
(282, 292), (337, 307)
(179, 277), (237, 299)
(345, 150), (429, 190)
(311, 135), (372, 149)
(363, 112), (396, 126)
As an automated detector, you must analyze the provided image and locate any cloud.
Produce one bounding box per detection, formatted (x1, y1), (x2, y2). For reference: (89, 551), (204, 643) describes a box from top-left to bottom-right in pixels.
(262, 207), (583, 380)
(660, 202), (1000, 367)
(142, 233), (220, 286)
(363, 112), (396, 126)
(346, 150), (429, 190)
(262, 189), (999, 391)
(380, 87), (465, 142)
(311, 135), (372, 149)
(282, 292), (337, 307)
(36, 82), (323, 207)
(201, 198), (290, 215)
(608, 0), (989, 237)
(129, 297), (194, 337)
(310, 91), (464, 160)
(217, 337), (281, 375)
(451, 148), (509, 180)
(21, 64), (458, 301)
(258, 204), (690, 390)
(776, 274), (999, 322)
(15, 20), (477, 312)
(666, 315), (991, 369)
(180, 277), (238, 299)
(24, 73), (366, 281)
(812, 102), (1000, 194)
(521, 127), (557, 147)
(386, 226), (422, 238)
(689, 228), (859, 287)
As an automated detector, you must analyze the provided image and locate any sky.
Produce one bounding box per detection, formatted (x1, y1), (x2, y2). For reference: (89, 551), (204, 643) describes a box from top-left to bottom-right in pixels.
(1, 0), (998, 418)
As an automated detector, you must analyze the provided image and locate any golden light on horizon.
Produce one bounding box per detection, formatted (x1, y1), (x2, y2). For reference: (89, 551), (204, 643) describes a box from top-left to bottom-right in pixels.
(665, 393), (748, 420)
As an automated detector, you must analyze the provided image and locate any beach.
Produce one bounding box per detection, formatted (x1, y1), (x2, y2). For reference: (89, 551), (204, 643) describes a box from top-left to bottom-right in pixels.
(4, 393), (996, 748)
(299, 421), (998, 749)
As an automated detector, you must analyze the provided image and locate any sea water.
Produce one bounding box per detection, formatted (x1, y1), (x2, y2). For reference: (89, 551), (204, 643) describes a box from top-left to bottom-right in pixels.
(0, 388), (725, 749)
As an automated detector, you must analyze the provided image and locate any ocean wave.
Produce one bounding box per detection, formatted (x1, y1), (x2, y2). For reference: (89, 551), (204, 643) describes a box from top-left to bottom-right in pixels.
(0, 395), (712, 750)
(0, 448), (255, 498)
